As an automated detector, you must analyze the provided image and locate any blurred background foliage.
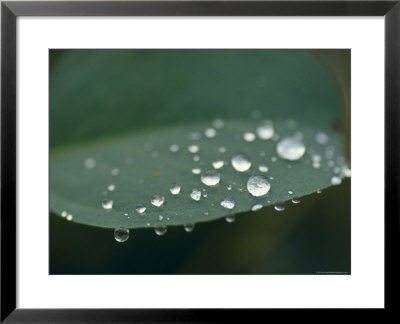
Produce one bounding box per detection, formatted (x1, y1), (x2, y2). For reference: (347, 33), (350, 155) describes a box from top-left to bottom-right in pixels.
(50, 50), (350, 275)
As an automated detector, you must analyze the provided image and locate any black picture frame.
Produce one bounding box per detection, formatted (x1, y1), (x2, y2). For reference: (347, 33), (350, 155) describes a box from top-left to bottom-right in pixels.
(1, 0), (398, 322)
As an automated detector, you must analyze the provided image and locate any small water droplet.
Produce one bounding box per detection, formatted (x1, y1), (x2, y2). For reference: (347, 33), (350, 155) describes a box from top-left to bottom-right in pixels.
(317, 189), (322, 194)
(220, 198), (235, 210)
(201, 170), (221, 186)
(258, 164), (269, 172)
(170, 144), (179, 152)
(84, 158), (96, 169)
(213, 119), (224, 129)
(107, 184), (116, 191)
(342, 165), (351, 177)
(218, 147), (227, 153)
(135, 204), (146, 214)
(292, 197), (301, 204)
(188, 144), (200, 153)
(170, 184), (181, 195)
(205, 128), (216, 138)
(315, 132), (329, 145)
(114, 228), (129, 242)
(102, 199), (113, 210)
(225, 215), (236, 223)
(276, 137), (306, 161)
(192, 168), (201, 175)
(333, 167), (341, 174)
(184, 223), (195, 232)
(66, 214), (73, 221)
(111, 168), (120, 176)
(144, 142), (153, 151)
(212, 160), (224, 169)
(274, 202), (285, 211)
(312, 161), (321, 169)
(288, 190), (294, 195)
(193, 155), (200, 162)
(204, 211), (209, 215)
(227, 185), (232, 191)
(259, 151), (266, 157)
(312, 154), (322, 162)
(188, 132), (201, 141)
(256, 121), (274, 140)
(271, 157), (277, 162)
(155, 225), (168, 236)
(151, 195), (165, 207)
(272, 134), (280, 141)
(327, 160), (335, 168)
(159, 215), (164, 221)
(231, 154), (252, 172)
(251, 203), (263, 211)
(243, 132), (256, 142)
(190, 189), (202, 201)
(251, 110), (262, 119)
(331, 176), (342, 185)
(61, 211), (67, 217)
(247, 175), (271, 197)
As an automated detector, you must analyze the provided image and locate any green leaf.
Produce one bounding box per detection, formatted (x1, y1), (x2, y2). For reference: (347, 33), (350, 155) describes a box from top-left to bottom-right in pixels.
(50, 50), (349, 229)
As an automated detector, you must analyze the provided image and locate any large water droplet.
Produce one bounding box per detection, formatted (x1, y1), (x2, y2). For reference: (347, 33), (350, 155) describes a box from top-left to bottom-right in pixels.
(135, 204), (146, 214)
(190, 189), (202, 201)
(256, 122), (274, 140)
(201, 170), (221, 186)
(258, 164), (269, 173)
(212, 160), (224, 169)
(251, 203), (263, 211)
(170, 144), (179, 152)
(276, 137), (306, 161)
(220, 198), (235, 210)
(205, 128), (216, 138)
(247, 175), (271, 197)
(107, 184), (116, 191)
(151, 195), (165, 207)
(84, 158), (96, 169)
(102, 199), (113, 210)
(231, 154), (252, 172)
(184, 223), (195, 232)
(243, 132), (256, 142)
(274, 202), (285, 211)
(225, 215), (236, 223)
(188, 144), (200, 153)
(155, 225), (168, 236)
(114, 228), (129, 242)
(170, 184), (181, 195)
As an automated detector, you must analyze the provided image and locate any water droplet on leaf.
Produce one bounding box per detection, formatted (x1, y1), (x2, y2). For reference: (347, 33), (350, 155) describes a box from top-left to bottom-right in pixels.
(276, 137), (306, 161)
(114, 228), (129, 242)
(151, 195), (165, 207)
(201, 170), (221, 186)
(102, 199), (113, 210)
(190, 189), (202, 201)
(220, 198), (235, 210)
(247, 175), (271, 197)
(231, 154), (251, 172)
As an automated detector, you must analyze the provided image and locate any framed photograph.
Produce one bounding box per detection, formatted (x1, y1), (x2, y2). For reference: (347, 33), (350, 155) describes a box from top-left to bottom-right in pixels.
(1, 0), (398, 321)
